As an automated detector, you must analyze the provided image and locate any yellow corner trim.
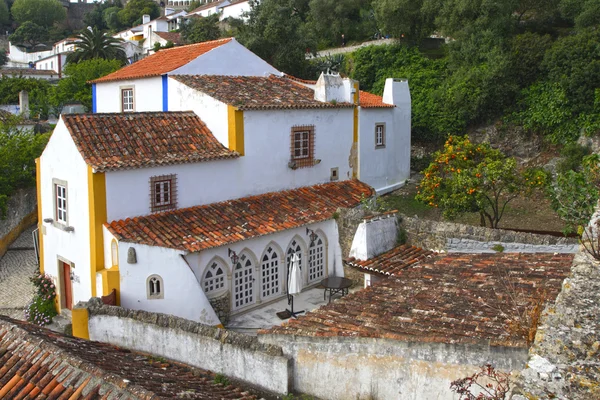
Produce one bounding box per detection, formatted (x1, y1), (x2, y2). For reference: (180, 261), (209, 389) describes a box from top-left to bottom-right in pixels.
(35, 158), (44, 274)
(88, 166), (107, 298)
(72, 308), (90, 340)
(100, 267), (121, 306)
(227, 105), (245, 156)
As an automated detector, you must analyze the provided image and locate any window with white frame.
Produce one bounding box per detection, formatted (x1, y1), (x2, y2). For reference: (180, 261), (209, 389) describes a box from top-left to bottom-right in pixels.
(203, 261), (226, 295)
(261, 245), (280, 299)
(54, 183), (67, 224)
(147, 275), (163, 299)
(375, 123), (385, 148)
(286, 238), (304, 277)
(233, 253), (254, 310)
(308, 233), (325, 283)
(121, 88), (134, 112)
(150, 175), (177, 212)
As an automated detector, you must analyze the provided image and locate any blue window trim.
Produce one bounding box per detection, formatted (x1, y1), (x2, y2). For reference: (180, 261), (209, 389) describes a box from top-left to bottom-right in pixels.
(92, 83), (97, 113)
(162, 75), (168, 111)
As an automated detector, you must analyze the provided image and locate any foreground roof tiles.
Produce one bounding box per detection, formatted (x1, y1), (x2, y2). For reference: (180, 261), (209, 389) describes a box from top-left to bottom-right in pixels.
(91, 38), (232, 83)
(62, 111), (238, 172)
(359, 91), (394, 108)
(0, 315), (257, 399)
(107, 180), (373, 252)
(171, 75), (354, 110)
(345, 244), (436, 275)
(262, 252), (573, 347)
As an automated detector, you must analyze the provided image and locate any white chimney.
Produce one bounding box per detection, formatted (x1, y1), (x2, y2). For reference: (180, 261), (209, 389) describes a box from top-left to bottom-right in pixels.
(349, 213), (398, 261)
(314, 72), (356, 103)
(142, 14), (151, 24)
(382, 78), (410, 107)
(19, 90), (29, 119)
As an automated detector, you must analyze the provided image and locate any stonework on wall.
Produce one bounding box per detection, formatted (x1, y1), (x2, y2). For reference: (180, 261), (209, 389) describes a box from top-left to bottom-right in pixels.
(400, 215), (578, 253)
(336, 206), (367, 285)
(209, 291), (231, 326)
(0, 187), (37, 258)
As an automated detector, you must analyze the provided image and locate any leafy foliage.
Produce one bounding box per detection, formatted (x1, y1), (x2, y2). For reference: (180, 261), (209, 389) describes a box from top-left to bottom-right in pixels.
(9, 21), (50, 49)
(374, 0), (437, 43)
(307, 0), (374, 49)
(450, 364), (510, 400)
(66, 27), (127, 65)
(50, 58), (121, 112)
(0, 77), (52, 119)
(117, 0), (160, 28)
(0, 50), (7, 68)
(25, 273), (58, 327)
(83, 0), (123, 31)
(0, 0), (10, 28)
(416, 136), (547, 228)
(180, 14), (221, 44)
(10, 0), (66, 28)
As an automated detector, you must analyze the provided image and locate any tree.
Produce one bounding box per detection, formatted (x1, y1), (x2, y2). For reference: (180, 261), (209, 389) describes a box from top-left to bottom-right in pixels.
(10, 0), (66, 28)
(66, 27), (127, 65)
(83, 0), (123, 31)
(9, 21), (50, 49)
(373, 0), (438, 43)
(0, 77), (52, 119)
(0, 50), (7, 68)
(307, 0), (374, 48)
(180, 14), (221, 44)
(117, 0), (160, 28)
(0, 0), (9, 29)
(416, 135), (547, 228)
(50, 58), (121, 111)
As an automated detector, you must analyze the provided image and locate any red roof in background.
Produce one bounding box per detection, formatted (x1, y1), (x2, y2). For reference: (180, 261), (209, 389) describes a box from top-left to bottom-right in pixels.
(62, 111), (238, 172)
(107, 180), (374, 252)
(0, 315), (258, 399)
(359, 91), (394, 108)
(91, 38), (233, 83)
(261, 252), (573, 347)
(345, 244), (436, 275)
(156, 31), (183, 45)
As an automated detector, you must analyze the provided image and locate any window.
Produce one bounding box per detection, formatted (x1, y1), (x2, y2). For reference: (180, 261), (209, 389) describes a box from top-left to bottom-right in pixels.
(233, 252), (255, 310)
(121, 88), (134, 112)
(111, 240), (119, 267)
(308, 233), (325, 283)
(54, 182), (67, 224)
(150, 175), (177, 212)
(147, 275), (164, 299)
(261, 245), (281, 299)
(203, 260), (226, 296)
(375, 123), (385, 148)
(290, 126), (315, 168)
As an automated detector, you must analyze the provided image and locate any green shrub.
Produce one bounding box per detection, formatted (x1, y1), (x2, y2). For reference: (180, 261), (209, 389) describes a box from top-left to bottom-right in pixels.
(213, 373), (230, 386)
(25, 273), (57, 326)
(558, 143), (592, 173)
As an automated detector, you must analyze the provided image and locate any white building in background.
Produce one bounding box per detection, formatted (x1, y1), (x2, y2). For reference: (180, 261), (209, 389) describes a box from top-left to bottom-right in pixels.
(221, 0), (250, 20)
(38, 37), (411, 327)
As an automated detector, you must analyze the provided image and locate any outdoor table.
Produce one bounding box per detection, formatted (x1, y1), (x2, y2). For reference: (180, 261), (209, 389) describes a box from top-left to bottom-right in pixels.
(321, 277), (352, 303)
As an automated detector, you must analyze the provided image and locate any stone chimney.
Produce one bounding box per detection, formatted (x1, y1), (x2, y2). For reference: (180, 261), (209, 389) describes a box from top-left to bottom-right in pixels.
(142, 14), (151, 24)
(314, 72), (357, 104)
(382, 78), (410, 107)
(19, 90), (29, 119)
(349, 212), (398, 261)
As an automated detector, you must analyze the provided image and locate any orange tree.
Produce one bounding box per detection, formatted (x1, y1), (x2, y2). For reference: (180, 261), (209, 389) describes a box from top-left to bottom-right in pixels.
(416, 135), (547, 228)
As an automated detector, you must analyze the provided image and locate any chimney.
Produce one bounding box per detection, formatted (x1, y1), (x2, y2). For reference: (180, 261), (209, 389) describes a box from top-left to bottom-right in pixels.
(314, 72), (356, 103)
(382, 78), (410, 107)
(349, 213), (398, 261)
(142, 14), (151, 24)
(19, 90), (29, 119)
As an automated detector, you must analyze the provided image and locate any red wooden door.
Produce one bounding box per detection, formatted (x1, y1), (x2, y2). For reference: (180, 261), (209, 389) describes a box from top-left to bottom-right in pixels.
(62, 262), (72, 310)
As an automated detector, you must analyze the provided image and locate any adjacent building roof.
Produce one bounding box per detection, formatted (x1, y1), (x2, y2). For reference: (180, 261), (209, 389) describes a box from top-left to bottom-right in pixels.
(156, 31), (183, 45)
(345, 244), (436, 276)
(91, 38), (233, 83)
(107, 180), (373, 252)
(62, 111), (238, 172)
(262, 252), (573, 348)
(0, 315), (257, 399)
(171, 74), (354, 110)
(0, 68), (57, 76)
(190, 0), (230, 13)
(359, 91), (394, 108)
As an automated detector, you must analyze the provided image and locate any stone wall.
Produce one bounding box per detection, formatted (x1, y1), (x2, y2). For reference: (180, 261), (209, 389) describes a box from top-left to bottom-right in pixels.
(0, 187), (37, 258)
(400, 215), (578, 253)
(259, 334), (528, 400)
(336, 206), (368, 284)
(208, 291), (231, 326)
(85, 298), (291, 394)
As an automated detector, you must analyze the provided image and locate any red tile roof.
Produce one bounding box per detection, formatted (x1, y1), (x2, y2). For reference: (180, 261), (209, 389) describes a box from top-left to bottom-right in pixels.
(156, 31), (183, 45)
(62, 111), (238, 172)
(345, 244), (436, 275)
(0, 315), (257, 399)
(1, 67), (57, 76)
(262, 253), (573, 347)
(359, 91), (394, 108)
(107, 180), (374, 252)
(171, 74), (354, 110)
(91, 38), (233, 83)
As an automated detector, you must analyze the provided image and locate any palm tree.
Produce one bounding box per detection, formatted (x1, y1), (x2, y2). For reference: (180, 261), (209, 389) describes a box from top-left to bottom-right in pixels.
(67, 27), (128, 65)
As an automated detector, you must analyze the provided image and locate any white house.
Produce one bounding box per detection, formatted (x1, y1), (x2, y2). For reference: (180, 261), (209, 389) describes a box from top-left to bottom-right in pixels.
(221, 0), (251, 20)
(37, 111), (371, 326)
(188, 0), (231, 17)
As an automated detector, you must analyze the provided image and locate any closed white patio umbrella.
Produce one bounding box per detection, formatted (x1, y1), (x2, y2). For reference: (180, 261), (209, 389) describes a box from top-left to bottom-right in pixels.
(286, 253), (305, 318)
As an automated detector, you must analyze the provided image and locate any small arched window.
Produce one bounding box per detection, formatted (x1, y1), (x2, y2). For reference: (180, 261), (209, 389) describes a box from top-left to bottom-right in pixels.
(147, 275), (164, 299)
(111, 239), (119, 267)
(203, 261), (226, 295)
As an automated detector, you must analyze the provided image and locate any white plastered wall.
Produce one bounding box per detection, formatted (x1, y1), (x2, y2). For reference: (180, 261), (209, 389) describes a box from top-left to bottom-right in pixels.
(170, 39), (280, 77)
(103, 108), (355, 221)
(95, 76), (163, 113)
(118, 242), (220, 325)
(39, 118), (93, 306)
(221, 1), (250, 20)
(184, 219), (341, 316)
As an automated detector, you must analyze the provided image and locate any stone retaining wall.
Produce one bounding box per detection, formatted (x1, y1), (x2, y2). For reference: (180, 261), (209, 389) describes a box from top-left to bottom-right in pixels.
(0, 187), (37, 258)
(85, 298), (291, 394)
(400, 215), (578, 253)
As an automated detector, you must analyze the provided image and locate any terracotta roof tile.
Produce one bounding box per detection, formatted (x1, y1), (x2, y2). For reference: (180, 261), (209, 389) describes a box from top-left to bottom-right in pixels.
(262, 252), (573, 347)
(91, 38), (232, 83)
(1, 67), (57, 76)
(156, 31), (183, 45)
(345, 244), (436, 275)
(359, 91), (394, 108)
(62, 111), (238, 172)
(171, 74), (355, 110)
(106, 180), (373, 251)
(0, 315), (257, 399)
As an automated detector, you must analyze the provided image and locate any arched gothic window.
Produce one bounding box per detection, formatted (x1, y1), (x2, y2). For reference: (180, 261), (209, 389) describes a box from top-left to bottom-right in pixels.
(233, 252), (255, 310)
(308, 233), (325, 283)
(147, 275), (164, 299)
(203, 260), (226, 295)
(261, 245), (280, 299)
